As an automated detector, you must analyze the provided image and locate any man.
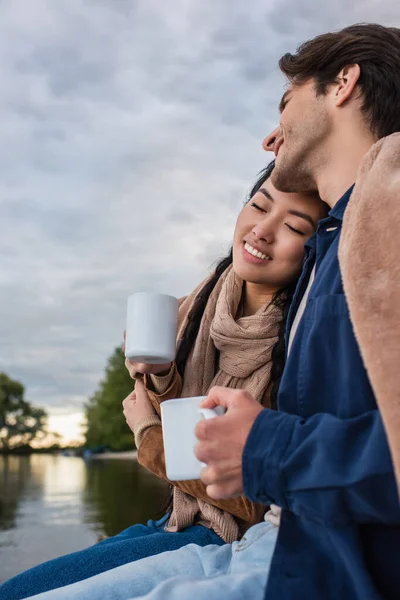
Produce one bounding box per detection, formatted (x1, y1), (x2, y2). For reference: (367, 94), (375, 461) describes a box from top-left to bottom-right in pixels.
(196, 23), (400, 600)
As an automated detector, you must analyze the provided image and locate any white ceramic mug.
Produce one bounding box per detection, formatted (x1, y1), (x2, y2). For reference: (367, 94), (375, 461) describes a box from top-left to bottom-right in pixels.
(161, 396), (225, 481)
(125, 293), (178, 364)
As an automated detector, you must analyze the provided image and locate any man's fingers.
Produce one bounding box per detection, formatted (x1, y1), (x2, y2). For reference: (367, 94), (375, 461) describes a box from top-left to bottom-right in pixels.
(195, 439), (227, 475)
(205, 483), (241, 501)
(199, 457), (238, 481)
(199, 386), (234, 410)
(194, 417), (221, 444)
(199, 387), (253, 411)
(195, 387), (257, 502)
(199, 464), (231, 487)
(194, 437), (211, 462)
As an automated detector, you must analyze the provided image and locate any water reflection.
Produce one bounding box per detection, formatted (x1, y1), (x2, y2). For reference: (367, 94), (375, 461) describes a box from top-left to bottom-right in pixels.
(84, 458), (169, 537)
(0, 456), (32, 532)
(0, 455), (168, 582)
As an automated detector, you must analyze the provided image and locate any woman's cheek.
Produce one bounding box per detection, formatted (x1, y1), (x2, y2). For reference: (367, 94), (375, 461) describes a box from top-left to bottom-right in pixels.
(284, 243), (307, 274)
(281, 238), (304, 263)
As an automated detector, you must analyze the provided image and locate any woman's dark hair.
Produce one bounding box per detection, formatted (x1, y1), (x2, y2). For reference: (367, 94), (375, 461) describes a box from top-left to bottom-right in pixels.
(279, 23), (400, 139)
(175, 159), (295, 410)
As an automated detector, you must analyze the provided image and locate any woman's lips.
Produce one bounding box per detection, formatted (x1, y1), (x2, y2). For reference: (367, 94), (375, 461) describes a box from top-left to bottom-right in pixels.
(241, 242), (271, 264)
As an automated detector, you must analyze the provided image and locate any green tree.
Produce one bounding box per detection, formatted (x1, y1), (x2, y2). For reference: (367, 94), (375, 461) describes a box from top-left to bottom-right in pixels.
(0, 373), (48, 450)
(84, 347), (136, 451)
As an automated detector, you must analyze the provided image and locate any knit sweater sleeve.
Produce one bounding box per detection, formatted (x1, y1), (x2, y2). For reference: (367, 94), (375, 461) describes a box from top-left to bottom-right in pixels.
(143, 362), (183, 414)
(137, 424), (265, 523)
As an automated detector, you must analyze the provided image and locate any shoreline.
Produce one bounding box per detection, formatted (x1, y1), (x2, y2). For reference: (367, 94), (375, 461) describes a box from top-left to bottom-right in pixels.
(91, 450), (138, 460)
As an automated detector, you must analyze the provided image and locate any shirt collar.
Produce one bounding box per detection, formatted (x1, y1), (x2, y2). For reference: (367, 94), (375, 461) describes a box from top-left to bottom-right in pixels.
(328, 184), (355, 222)
(304, 184), (356, 252)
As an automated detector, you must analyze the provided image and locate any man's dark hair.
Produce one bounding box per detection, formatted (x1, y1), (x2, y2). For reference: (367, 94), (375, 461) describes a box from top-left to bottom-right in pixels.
(279, 23), (400, 139)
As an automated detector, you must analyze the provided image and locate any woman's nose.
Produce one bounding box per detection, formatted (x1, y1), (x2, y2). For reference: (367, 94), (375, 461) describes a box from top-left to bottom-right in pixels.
(262, 126), (280, 152)
(252, 220), (275, 244)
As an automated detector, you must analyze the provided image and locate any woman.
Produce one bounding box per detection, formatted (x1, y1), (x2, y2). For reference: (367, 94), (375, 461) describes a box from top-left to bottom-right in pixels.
(1, 161), (327, 600)
(122, 160), (326, 542)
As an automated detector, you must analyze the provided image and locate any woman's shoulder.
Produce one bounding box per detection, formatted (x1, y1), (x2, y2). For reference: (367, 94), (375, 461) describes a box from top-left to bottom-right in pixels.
(177, 271), (219, 331)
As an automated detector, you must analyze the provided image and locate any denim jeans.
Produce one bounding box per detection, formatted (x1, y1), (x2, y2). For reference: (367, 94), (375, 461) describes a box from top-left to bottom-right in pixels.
(0, 514), (223, 600)
(25, 521), (278, 600)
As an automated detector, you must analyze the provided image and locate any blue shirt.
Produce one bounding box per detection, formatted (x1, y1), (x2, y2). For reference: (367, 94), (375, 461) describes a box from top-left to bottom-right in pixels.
(243, 187), (400, 600)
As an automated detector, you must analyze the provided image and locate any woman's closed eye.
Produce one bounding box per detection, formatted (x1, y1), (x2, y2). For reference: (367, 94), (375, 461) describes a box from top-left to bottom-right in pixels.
(250, 201), (267, 213)
(285, 223), (306, 236)
(251, 199), (308, 236)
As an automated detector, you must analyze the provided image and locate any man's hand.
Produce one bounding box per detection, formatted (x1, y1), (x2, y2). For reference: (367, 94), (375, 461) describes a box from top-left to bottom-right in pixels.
(122, 379), (157, 434)
(194, 386), (263, 500)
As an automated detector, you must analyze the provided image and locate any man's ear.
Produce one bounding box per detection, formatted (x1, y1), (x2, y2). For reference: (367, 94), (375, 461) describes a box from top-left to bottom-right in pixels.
(334, 64), (361, 107)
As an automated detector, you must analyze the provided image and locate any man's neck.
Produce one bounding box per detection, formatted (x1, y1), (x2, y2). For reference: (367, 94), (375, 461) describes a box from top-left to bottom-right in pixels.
(316, 130), (376, 208)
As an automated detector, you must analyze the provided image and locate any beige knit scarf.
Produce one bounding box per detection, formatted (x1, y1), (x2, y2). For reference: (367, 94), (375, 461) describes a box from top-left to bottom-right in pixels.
(166, 265), (282, 540)
(180, 265), (282, 402)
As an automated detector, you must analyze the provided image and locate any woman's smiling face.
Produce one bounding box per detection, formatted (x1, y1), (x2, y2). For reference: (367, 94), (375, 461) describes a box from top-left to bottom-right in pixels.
(232, 177), (326, 293)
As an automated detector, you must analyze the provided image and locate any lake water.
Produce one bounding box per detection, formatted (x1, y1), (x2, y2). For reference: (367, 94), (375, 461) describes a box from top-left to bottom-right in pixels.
(0, 454), (169, 583)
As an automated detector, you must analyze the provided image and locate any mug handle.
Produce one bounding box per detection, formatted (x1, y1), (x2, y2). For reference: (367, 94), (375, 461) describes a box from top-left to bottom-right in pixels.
(198, 406), (225, 468)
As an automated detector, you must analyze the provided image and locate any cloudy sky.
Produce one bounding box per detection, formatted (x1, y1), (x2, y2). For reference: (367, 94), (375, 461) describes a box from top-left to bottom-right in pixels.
(1, 0), (399, 442)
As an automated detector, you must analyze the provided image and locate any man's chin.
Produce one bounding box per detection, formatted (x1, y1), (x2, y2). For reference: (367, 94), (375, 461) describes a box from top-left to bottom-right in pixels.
(271, 164), (296, 193)
(272, 162), (314, 194)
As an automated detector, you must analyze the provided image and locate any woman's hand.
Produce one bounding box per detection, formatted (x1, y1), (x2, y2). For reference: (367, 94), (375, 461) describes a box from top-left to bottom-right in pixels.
(127, 361), (172, 375)
(123, 331), (172, 376)
(122, 379), (157, 433)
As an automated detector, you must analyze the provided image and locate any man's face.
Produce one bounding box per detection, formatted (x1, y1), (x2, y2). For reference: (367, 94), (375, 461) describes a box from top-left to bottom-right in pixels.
(263, 80), (332, 194)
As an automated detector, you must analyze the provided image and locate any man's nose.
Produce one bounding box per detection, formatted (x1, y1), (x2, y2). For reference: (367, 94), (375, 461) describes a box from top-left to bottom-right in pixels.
(262, 126), (280, 152)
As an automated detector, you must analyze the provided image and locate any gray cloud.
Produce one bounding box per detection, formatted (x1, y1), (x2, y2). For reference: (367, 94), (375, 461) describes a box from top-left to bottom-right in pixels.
(0, 0), (399, 421)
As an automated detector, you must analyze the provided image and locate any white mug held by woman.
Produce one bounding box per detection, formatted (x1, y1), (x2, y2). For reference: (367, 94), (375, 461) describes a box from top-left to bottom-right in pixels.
(125, 293), (178, 364)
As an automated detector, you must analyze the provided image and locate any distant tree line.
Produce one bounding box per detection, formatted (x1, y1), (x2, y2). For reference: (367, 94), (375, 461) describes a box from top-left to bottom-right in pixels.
(1, 347), (136, 453)
(84, 347), (136, 451)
